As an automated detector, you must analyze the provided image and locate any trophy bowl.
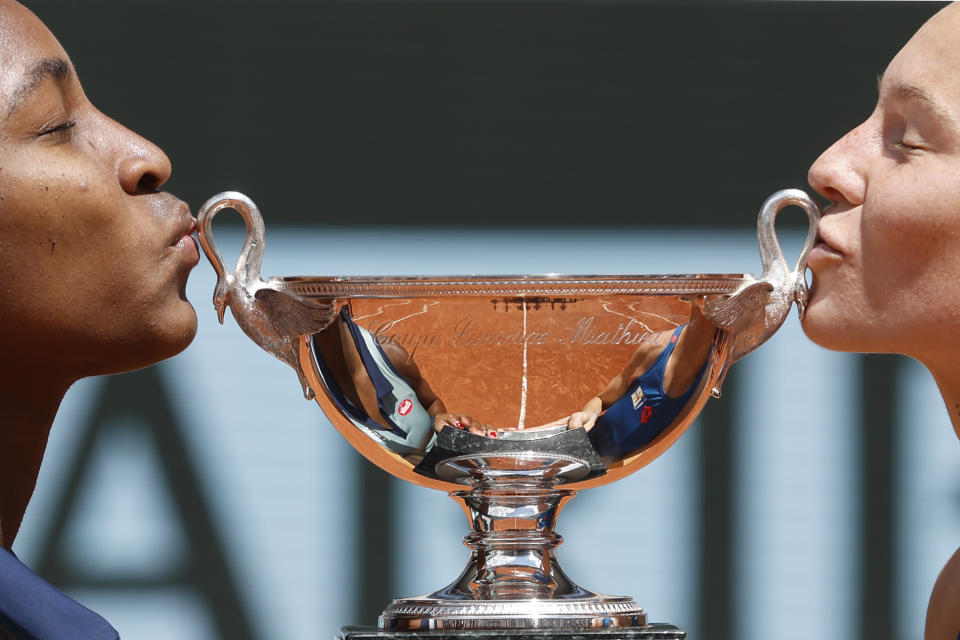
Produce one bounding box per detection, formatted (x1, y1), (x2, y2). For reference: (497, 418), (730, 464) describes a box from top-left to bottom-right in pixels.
(197, 190), (819, 635)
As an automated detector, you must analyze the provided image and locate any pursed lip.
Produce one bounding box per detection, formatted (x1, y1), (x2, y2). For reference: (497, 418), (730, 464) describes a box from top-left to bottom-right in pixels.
(169, 202), (198, 247)
(165, 201), (200, 267)
(808, 200), (848, 258)
(810, 220), (845, 258)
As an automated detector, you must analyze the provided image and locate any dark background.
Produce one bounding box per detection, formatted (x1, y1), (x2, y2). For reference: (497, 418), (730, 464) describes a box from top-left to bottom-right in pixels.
(20, 2), (947, 640)
(29, 1), (940, 228)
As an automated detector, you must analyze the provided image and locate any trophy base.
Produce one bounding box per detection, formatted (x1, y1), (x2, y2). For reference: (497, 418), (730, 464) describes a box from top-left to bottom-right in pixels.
(340, 624), (685, 639)
(381, 449), (652, 632)
(379, 594), (646, 630)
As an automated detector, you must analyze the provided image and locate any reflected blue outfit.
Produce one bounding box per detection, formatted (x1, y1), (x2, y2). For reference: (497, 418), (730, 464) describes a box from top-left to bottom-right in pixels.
(310, 309), (435, 456)
(588, 325), (707, 459)
(0, 548), (118, 640)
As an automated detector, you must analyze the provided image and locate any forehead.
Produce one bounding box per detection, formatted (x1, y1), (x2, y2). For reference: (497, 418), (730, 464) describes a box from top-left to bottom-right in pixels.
(0, 1), (70, 101)
(884, 5), (960, 104)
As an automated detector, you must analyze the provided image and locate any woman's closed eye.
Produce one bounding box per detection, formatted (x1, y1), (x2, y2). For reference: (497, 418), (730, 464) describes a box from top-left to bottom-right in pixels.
(892, 138), (925, 153)
(38, 119), (75, 144)
(884, 126), (930, 156)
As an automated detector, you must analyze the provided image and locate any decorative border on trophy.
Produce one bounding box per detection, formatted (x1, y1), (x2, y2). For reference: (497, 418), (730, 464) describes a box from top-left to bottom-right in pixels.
(383, 600), (645, 617)
(276, 274), (748, 299)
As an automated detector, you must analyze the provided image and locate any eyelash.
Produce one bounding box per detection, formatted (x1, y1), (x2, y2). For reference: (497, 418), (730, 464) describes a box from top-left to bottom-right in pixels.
(39, 120), (76, 143)
(891, 140), (924, 154)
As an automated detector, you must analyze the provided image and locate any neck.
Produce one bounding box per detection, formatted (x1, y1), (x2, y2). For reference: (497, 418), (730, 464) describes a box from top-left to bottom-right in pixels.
(0, 370), (70, 550)
(925, 360), (960, 441)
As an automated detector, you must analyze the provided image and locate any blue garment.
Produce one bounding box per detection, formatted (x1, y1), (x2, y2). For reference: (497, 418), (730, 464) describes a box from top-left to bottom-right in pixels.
(588, 325), (707, 459)
(338, 309), (432, 443)
(0, 548), (118, 640)
(309, 309), (435, 456)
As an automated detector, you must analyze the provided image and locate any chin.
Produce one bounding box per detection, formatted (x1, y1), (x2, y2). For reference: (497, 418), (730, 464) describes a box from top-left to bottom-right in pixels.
(802, 320), (860, 352)
(111, 304), (199, 374)
(802, 296), (922, 355)
(801, 298), (871, 353)
(154, 304), (199, 359)
(802, 279), (858, 351)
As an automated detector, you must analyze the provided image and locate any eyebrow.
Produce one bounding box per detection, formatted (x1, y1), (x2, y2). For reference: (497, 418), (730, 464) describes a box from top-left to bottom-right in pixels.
(5, 57), (72, 119)
(877, 72), (957, 127)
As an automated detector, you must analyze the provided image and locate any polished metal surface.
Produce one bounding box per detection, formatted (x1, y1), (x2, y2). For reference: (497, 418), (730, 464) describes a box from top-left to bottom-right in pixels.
(196, 192), (337, 400)
(339, 625), (687, 639)
(197, 189), (820, 630)
(382, 449), (645, 630)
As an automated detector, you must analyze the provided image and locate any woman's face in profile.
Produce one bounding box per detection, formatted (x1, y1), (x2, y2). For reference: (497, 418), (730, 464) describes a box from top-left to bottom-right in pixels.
(0, 1), (199, 380)
(803, 3), (960, 363)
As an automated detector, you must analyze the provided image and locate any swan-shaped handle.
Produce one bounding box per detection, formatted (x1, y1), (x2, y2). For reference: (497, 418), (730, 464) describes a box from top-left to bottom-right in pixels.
(757, 188), (821, 315)
(702, 189), (822, 397)
(196, 190), (337, 400)
(197, 191), (268, 322)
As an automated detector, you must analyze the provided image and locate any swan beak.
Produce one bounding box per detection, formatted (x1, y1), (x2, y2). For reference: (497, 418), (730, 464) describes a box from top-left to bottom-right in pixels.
(794, 276), (808, 320)
(215, 299), (227, 324)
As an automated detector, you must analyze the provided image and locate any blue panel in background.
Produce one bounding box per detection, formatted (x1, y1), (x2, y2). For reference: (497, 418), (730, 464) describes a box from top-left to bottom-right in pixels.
(734, 317), (858, 640)
(895, 359), (960, 640)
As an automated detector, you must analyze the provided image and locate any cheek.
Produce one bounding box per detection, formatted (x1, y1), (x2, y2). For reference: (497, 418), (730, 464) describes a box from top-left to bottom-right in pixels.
(859, 173), (960, 296)
(804, 162), (960, 355)
(0, 184), (149, 323)
(0, 142), (195, 372)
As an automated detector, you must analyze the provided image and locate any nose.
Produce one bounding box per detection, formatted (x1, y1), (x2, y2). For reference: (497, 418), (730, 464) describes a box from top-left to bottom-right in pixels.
(807, 120), (871, 209)
(110, 118), (173, 194)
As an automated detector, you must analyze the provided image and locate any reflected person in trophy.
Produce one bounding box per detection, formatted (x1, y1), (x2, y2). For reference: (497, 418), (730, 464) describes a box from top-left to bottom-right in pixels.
(567, 302), (716, 459)
(311, 307), (487, 460)
(802, 4), (960, 639)
(0, 1), (199, 637)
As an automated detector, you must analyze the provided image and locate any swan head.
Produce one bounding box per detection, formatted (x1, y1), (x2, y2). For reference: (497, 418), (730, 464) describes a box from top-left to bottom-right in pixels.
(213, 276), (232, 324)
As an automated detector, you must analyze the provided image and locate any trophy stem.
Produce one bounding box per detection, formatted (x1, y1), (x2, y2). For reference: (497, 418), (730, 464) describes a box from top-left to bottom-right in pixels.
(457, 479), (575, 600)
(379, 454), (647, 630)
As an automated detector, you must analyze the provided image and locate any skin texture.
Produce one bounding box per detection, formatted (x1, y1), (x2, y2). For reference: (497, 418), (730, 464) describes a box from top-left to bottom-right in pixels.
(803, 4), (960, 638)
(0, 1), (198, 549)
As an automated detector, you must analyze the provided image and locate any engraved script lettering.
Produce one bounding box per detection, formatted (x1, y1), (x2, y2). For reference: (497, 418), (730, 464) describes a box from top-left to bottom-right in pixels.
(367, 316), (651, 358)
(450, 319), (551, 347)
(567, 318), (651, 345)
(371, 322), (444, 361)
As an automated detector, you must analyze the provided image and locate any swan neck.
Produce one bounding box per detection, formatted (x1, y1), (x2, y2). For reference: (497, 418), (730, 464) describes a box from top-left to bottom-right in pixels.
(239, 228), (264, 287)
(231, 198), (266, 288)
(196, 191), (269, 291)
(755, 189), (822, 281)
(757, 212), (787, 281)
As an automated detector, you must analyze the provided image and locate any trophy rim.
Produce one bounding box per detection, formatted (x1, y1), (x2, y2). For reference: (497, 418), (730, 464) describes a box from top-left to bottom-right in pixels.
(275, 273), (750, 298)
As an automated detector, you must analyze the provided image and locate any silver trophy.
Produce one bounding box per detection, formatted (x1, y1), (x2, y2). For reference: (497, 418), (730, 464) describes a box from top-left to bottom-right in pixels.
(197, 190), (819, 637)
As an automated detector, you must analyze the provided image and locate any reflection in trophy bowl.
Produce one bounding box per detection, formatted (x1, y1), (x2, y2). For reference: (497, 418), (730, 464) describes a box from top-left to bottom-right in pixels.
(303, 285), (729, 488)
(197, 190), (820, 633)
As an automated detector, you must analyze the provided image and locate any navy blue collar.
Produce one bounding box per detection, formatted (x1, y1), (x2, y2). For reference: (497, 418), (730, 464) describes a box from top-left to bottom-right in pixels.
(0, 548), (118, 640)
